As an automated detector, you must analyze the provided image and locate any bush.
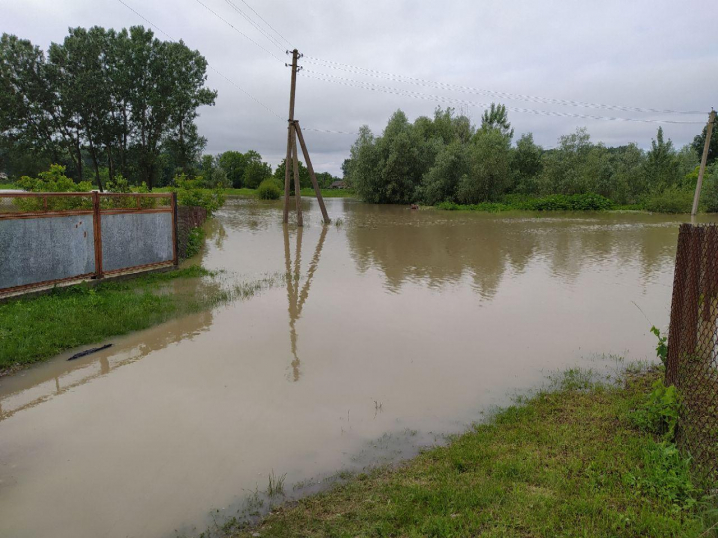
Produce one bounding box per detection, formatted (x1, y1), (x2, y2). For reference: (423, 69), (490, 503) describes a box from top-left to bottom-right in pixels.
(630, 379), (680, 442)
(14, 164), (93, 211)
(437, 193), (613, 212)
(172, 174), (226, 216)
(522, 193), (613, 211)
(644, 187), (695, 213)
(699, 163), (718, 212)
(184, 227), (205, 259)
(257, 178), (282, 200)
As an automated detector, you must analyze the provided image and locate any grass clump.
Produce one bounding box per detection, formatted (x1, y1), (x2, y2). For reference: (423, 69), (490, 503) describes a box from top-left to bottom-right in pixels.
(185, 226), (205, 259)
(256, 179), (282, 200)
(227, 368), (715, 538)
(267, 471), (287, 497)
(0, 266), (214, 373)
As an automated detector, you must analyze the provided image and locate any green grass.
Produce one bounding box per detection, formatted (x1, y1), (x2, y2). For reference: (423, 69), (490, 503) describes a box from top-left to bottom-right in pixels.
(224, 368), (717, 538)
(299, 187), (356, 198)
(0, 267), (217, 373)
(0, 182), (17, 190)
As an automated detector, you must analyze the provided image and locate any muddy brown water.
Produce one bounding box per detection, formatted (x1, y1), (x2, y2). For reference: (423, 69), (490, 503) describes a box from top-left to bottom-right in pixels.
(1, 198), (716, 538)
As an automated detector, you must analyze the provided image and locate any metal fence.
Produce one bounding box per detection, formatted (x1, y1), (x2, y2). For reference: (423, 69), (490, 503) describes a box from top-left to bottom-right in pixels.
(666, 223), (718, 482)
(0, 192), (178, 297)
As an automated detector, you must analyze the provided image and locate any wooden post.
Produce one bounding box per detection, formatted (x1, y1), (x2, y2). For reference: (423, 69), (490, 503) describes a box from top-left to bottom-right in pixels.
(92, 191), (103, 279)
(283, 124), (293, 223)
(291, 131), (303, 227)
(692, 110), (716, 216)
(295, 121), (330, 224)
(283, 49), (299, 224)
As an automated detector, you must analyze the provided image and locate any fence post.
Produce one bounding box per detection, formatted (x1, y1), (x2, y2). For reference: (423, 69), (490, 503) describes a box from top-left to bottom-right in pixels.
(92, 191), (104, 279)
(172, 192), (179, 267)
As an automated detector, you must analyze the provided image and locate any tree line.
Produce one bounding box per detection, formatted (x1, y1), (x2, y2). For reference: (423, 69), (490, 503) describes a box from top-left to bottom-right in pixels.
(0, 26), (216, 190)
(344, 105), (718, 212)
(0, 26), (343, 193)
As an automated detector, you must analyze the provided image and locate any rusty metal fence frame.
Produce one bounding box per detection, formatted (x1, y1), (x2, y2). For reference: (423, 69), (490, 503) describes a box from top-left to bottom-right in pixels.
(0, 191), (178, 296)
(666, 223), (718, 483)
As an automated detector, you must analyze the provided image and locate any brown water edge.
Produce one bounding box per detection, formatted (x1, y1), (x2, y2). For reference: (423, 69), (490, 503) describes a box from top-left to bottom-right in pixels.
(1, 198), (717, 538)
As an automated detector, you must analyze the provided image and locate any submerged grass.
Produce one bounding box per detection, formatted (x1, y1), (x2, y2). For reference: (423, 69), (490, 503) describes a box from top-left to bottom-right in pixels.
(0, 267), (286, 374)
(224, 368), (717, 538)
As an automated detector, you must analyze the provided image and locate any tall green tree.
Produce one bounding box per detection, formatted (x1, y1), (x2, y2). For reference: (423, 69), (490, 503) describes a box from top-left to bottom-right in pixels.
(692, 118), (718, 166)
(0, 27), (216, 189)
(511, 133), (543, 194)
(644, 127), (681, 191)
(274, 157), (310, 191)
(219, 150), (246, 188)
(243, 150), (271, 188)
(457, 128), (512, 203)
(481, 103), (513, 140)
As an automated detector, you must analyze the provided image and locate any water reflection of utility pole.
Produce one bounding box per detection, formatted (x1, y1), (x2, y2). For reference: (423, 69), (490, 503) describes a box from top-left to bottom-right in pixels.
(283, 224), (328, 381)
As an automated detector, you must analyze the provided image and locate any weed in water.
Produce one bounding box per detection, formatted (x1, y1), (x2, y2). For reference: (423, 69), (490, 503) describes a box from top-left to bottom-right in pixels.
(266, 471), (286, 497)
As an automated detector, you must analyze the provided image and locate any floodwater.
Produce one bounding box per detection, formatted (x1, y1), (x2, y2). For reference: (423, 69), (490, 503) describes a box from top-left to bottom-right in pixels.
(1, 198), (716, 538)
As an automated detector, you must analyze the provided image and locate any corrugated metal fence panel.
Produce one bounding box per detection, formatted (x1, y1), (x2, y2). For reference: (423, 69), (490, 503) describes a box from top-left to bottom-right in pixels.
(101, 212), (174, 272)
(0, 215), (96, 289)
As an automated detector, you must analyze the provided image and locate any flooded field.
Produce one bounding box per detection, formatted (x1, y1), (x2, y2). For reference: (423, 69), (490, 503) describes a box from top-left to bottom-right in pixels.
(1, 198), (715, 538)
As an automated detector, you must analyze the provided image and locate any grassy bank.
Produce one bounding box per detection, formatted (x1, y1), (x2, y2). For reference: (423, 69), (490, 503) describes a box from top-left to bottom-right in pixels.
(222, 368), (716, 537)
(0, 182), (17, 190)
(437, 192), (706, 214)
(0, 267), (220, 374)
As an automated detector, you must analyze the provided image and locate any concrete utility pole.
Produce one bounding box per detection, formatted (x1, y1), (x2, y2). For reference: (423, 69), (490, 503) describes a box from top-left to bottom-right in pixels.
(282, 49), (330, 226)
(691, 109), (716, 217)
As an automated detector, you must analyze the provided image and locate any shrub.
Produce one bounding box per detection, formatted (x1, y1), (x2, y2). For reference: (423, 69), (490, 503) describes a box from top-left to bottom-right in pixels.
(14, 164), (93, 211)
(631, 379), (680, 442)
(184, 227), (205, 259)
(651, 326), (668, 367)
(436, 193), (613, 212)
(644, 187), (694, 213)
(257, 178), (282, 200)
(522, 193), (613, 211)
(172, 174), (226, 216)
(699, 163), (718, 212)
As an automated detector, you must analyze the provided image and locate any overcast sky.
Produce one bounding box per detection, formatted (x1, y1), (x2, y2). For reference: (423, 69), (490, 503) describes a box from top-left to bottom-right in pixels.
(3, 0), (717, 175)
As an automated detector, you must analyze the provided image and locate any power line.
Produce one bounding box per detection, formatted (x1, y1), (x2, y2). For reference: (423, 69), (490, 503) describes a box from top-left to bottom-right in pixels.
(304, 56), (706, 116)
(115, 0), (355, 139)
(116, 0), (283, 122)
(301, 71), (706, 125)
(223, 0), (284, 52)
(303, 127), (358, 135)
(234, 0), (293, 48)
(192, 0), (282, 62)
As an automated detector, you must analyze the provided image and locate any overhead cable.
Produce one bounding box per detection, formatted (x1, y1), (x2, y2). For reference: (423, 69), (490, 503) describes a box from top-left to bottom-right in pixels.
(304, 56), (706, 116)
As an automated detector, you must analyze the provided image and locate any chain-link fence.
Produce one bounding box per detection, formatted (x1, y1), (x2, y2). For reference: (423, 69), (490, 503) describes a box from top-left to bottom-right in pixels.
(666, 223), (718, 483)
